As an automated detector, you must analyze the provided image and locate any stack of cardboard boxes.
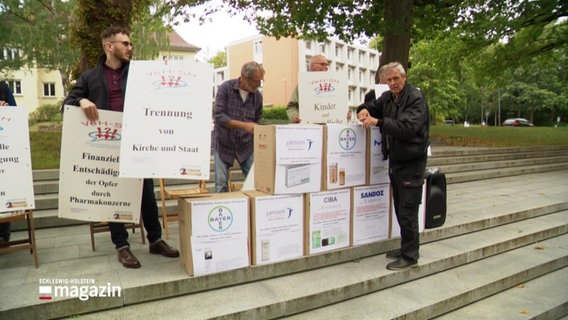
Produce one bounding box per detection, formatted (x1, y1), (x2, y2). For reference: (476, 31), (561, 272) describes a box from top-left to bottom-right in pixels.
(178, 123), (394, 276)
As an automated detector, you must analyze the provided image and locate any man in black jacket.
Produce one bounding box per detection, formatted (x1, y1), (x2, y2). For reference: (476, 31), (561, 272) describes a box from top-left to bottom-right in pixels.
(63, 26), (179, 269)
(357, 62), (429, 270)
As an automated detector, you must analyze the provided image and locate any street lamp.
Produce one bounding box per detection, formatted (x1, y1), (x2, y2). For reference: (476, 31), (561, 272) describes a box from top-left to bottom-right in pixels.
(480, 87), (484, 126)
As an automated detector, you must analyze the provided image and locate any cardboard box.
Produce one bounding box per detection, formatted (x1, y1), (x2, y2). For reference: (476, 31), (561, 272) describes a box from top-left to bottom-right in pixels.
(367, 126), (390, 185)
(322, 124), (367, 190)
(304, 188), (351, 255)
(245, 190), (304, 265)
(178, 192), (250, 276)
(254, 124), (323, 194)
(351, 184), (390, 246)
(389, 182), (427, 238)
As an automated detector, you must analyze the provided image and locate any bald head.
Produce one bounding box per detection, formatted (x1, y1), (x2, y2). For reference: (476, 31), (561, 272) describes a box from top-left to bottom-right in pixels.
(309, 55), (329, 71)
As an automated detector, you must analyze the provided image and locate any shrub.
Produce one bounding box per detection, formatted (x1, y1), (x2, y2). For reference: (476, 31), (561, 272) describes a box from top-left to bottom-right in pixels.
(262, 106), (288, 120)
(28, 103), (63, 125)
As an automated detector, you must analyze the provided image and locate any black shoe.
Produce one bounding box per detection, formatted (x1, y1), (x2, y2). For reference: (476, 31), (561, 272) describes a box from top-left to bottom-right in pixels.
(386, 258), (418, 271)
(386, 249), (401, 260)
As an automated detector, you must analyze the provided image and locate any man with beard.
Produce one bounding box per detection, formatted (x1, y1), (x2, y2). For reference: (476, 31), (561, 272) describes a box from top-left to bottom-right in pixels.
(63, 26), (179, 269)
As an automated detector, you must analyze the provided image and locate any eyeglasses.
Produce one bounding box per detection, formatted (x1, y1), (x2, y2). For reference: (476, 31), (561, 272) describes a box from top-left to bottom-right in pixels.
(247, 77), (264, 86)
(314, 62), (329, 66)
(110, 41), (134, 48)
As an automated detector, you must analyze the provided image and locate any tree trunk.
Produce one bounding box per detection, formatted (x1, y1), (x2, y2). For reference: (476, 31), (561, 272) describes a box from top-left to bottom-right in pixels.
(376, 0), (413, 83)
(73, 0), (134, 76)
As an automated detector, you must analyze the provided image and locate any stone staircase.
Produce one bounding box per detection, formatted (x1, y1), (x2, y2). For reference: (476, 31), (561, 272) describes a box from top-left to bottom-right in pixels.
(6, 145), (568, 319)
(23, 145), (568, 231)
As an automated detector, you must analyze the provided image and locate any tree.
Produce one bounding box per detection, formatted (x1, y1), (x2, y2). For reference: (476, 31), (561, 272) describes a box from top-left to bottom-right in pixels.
(0, 0), (79, 96)
(208, 51), (227, 68)
(169, 0), (567, 84)
(72, 0), (177, 77)
(0, 0), (173, 93)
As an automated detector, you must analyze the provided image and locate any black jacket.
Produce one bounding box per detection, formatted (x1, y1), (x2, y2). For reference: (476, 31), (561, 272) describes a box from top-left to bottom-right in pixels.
(63, 55), (129, 110)
(357, 83), (429, 164)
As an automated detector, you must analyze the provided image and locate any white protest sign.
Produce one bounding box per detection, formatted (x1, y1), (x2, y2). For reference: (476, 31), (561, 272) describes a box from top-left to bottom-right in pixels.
(298, 71), (348, 124)
(59, 106), (142, 222)
(0, 107), (34, 212)
(120, 60), (213, 179)
(374, 84), (390, 99)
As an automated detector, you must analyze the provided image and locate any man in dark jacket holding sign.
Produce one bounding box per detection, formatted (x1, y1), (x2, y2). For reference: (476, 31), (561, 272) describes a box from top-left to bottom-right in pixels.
(63, 25), (178, 269)
(357, 62), (430, 271)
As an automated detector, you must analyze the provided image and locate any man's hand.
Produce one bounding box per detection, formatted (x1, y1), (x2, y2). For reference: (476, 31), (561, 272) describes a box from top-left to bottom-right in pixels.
(79, 98), (99, 121)
(291, 115), (301, 123)
(357, 109), (378, 128)
(357, 109), (370, 122)
(243, 122), (255, 134)
(0, 100), (8, 107)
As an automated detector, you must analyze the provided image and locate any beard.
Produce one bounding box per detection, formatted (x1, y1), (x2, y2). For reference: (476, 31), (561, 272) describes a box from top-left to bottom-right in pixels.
(113, 50), (131, 62)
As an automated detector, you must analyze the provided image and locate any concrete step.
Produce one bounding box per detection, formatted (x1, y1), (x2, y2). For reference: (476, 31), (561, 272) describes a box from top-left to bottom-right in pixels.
(436, 155), (568, 174)
(428, 149), (568, 166)
(286, 235), (568, 320)
(53, 211), (568, 320)
(2, 170), (566, 319)
(445, 162), (568, 184)
(434, 267), (568, 320)
(20, 145), (568, 231)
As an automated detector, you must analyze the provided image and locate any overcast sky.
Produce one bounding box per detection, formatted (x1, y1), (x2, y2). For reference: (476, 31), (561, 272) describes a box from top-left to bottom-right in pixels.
(173, 7), (259, 61)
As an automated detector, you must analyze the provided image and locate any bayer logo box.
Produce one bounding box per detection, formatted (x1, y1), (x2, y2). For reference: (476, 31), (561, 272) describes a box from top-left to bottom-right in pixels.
(322, 124), (367, 190)
(178, 192), (250, 276)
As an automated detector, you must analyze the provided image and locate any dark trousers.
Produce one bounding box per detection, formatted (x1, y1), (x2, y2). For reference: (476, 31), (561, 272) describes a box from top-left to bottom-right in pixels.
(0, 222), (10, 241)
(389, 158), (427, 263)
(109, 179), (162, 249)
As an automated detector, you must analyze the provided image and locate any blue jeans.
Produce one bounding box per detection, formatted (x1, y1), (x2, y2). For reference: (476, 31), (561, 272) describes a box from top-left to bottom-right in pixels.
(214, 151), (254, 193)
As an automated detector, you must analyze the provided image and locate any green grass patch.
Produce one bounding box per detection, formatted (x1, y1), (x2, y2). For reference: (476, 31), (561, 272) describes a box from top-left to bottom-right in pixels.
(430, 125), (568, 147)
(30, 131), (62, 170)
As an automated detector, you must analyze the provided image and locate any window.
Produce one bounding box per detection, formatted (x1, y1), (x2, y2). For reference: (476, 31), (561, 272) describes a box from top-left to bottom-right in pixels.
(319, 42), (328, 54)
(253, 39), (263, 63)
(305, 41), (312, 50)
(6, 80), (22, 95)
(0, 48), (20, 60)
(335, 44), (342, 58)
(43, 83), (56, 97)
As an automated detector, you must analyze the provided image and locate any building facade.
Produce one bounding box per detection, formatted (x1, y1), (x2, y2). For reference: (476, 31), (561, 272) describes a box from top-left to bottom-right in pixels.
(225, 35), (379, 111)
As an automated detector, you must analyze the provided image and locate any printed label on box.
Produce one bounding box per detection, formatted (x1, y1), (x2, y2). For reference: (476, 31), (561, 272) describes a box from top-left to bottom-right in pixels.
(190, 238), (249, 276)
(352, 184), (390, 245)
(307, 189), (351, 254)
(325, 124), (366, 190)
(369, 126), (389, 185)
(252, 193), (304, 264)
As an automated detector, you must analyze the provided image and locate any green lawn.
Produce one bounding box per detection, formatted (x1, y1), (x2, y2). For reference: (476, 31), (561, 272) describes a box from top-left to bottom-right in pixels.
(28, 125), (568, 170)
(431, 125), (568, 147)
